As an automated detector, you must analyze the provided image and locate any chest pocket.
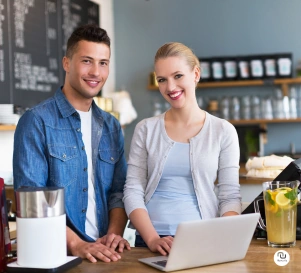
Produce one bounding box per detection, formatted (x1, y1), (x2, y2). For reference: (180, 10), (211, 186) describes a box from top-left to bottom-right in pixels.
(98, 149), (119, 186)
(48, 144), (78, 187)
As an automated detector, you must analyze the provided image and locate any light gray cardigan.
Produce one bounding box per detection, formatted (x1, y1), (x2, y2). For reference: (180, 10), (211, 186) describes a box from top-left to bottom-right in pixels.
(123, 112), (241, 221)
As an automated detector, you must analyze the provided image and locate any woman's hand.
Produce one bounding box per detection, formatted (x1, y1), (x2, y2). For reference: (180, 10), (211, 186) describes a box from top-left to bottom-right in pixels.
(147, 236), (174, 255)
(222, 211), (239, 216)
(96, 233), (131, 252)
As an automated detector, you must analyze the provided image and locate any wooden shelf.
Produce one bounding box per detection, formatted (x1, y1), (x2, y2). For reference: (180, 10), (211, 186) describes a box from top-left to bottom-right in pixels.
(0, 125), (16, 131)
(229, 118), (301, 126)
(148, 77), (301, 96)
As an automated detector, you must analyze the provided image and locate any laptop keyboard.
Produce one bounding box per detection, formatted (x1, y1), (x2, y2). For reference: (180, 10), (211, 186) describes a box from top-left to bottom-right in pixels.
(152, 260), (167, 267)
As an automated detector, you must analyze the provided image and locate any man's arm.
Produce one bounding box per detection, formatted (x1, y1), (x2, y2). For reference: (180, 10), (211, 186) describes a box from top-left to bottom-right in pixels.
(107, 207), (128, 236)
(13, 111), (48, 189)
(96, 124), (130, 252)
(67, 226), (121, 263)
(96, 208), (131, 252)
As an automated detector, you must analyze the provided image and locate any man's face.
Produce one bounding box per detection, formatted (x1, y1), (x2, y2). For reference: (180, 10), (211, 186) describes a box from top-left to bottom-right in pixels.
(63, 40), (110, 103)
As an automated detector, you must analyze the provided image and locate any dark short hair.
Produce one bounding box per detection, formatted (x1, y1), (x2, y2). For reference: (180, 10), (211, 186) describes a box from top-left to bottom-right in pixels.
(66, 24), (110, 58)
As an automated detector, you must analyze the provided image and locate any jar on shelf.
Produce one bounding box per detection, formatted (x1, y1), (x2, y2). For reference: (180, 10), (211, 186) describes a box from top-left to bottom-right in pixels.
(230, 96), (240, 120)
(261, 97), (273, 119)
(199, 57), (212, 82)
(211, 58), (224, 81)
(263, 54), (277, 78)
(241, 96), (251, 120)
(153, 99), (162, 116)
(220, 97), (230, 120)
(251, 96), (261, 119)
(296, 87), (301, 117)
(250, 55), (264, 79)
(289, 87), (297, 119)
(272, 89), (284, 119)
(207, 100), (219, 117)
(237, 56), (251, 80)
(224, 57), (238, 81)
(276, 53), (293, 78)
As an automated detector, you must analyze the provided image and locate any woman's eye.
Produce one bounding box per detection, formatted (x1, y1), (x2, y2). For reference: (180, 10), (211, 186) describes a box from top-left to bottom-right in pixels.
(157, 78), (165, 83)
(175, 74), (183, 79)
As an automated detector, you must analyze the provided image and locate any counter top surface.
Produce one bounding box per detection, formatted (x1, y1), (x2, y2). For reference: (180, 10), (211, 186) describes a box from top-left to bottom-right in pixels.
(64, 239), (301, 272)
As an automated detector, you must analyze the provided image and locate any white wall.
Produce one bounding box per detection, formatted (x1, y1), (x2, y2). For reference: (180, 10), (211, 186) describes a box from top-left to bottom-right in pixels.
(0, 131), (14, 182)
(91, 0), (115, 96)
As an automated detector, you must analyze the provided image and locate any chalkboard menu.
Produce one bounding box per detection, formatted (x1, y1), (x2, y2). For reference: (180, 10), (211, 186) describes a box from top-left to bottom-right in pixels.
(0, 0), (99, 108)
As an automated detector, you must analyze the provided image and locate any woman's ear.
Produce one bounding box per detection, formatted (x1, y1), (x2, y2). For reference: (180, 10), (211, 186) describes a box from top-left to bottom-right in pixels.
(195, 66), (201, 83)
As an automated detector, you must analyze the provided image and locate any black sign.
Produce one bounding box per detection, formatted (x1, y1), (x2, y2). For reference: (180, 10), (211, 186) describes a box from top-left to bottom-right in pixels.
(0, 0), (99, 108)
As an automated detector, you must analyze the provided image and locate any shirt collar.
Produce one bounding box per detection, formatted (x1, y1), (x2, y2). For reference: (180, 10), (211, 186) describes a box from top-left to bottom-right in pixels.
(54, 87), (77, 118)
(54, 87), (103, 121)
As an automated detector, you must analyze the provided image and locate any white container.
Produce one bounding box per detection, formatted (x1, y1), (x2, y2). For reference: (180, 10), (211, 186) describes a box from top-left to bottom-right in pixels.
(15, 187), (66, 268)
(17, 215), (66, 268)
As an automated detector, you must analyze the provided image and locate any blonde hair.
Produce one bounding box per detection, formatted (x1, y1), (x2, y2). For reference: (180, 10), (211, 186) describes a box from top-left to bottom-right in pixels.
(154, 42), (200, 71)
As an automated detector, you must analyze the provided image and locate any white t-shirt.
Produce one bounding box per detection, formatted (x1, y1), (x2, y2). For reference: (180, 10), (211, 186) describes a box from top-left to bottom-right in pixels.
(77, 108), (98, 240)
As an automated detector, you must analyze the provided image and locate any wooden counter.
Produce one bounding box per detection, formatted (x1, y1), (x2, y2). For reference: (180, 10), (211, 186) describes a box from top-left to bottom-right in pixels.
(65, 239), (301, 272)
(239, 164), (271, 185)
(9, 222), (16, 240)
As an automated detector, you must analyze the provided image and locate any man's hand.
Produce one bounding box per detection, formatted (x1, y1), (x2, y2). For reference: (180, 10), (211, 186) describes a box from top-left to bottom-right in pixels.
(96, 233), (131, 253)
(147, 236), (173, 256)
(69, 239), (122, 263)
(67, 227), (124, 263)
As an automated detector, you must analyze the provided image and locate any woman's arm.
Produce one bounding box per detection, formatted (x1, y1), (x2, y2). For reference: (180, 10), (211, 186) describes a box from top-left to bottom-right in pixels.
(217, 121), (242, 216)
(129, 208), (173, 255)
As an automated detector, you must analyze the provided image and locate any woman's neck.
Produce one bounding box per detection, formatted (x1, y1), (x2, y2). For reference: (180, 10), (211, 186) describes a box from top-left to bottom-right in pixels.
(166, 103), (205, 126)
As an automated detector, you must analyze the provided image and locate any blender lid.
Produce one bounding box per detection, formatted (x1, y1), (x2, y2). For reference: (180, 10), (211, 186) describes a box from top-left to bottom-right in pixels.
(15, 187), (65, 218)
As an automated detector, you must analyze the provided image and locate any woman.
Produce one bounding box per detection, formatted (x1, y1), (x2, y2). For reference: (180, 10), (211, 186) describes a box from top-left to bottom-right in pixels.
(123, 42), (241, 255)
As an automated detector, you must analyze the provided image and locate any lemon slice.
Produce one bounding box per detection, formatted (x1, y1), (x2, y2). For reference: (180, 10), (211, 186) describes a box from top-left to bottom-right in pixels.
(277, 187), (292, 192)
(275, 191), (290, 207)
(266, 202), (278, 213)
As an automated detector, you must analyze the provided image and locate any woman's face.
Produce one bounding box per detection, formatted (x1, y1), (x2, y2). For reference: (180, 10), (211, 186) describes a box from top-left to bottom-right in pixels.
(155, 56), (200, 109)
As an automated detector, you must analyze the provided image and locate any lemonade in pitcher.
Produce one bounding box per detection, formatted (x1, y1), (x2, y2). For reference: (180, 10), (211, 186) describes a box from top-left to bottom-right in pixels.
(263, 184), (298, 247)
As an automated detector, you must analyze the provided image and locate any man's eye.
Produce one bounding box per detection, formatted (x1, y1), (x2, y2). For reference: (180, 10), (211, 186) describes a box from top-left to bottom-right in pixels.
(175, 74), (183, 79)
(100, 61), (108, 66)
(83, 60), (91, 64)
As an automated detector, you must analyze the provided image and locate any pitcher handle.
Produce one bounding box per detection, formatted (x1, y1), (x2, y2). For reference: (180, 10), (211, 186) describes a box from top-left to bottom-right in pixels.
(254, 197), (266, 230)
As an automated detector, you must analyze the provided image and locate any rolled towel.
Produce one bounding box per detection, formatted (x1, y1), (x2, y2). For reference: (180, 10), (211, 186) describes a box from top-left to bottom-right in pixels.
(245, 155), (294, 171)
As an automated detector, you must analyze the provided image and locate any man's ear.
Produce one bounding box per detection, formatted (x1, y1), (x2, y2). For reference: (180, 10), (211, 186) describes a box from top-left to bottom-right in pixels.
(62, 56), (70, 73)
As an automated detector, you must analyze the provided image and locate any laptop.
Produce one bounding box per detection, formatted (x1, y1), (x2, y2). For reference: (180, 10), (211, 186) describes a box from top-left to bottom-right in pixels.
(139, 213), (260, 272)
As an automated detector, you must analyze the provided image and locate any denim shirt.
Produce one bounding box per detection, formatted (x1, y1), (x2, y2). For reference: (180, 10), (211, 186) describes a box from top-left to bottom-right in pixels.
(13, 87), (127, 242)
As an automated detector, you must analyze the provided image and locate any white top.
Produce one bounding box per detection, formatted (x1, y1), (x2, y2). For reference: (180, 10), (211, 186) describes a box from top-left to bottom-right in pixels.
(77, 108), (98, 240)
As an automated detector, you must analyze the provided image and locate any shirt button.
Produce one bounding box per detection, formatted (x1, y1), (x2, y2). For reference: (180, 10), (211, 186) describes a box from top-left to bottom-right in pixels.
(110, 157), (114, 161)
(83, 188), (87, 192)
(77, 128), (80, 132)
(83, 168), (87, 171)
(82, 209), (86, 213)
(82, 146), (85, 150)
(62, 153), (66, 159)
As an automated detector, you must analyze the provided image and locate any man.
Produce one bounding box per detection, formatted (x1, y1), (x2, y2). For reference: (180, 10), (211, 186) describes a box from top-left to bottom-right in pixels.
(13, 24), (130, 263)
